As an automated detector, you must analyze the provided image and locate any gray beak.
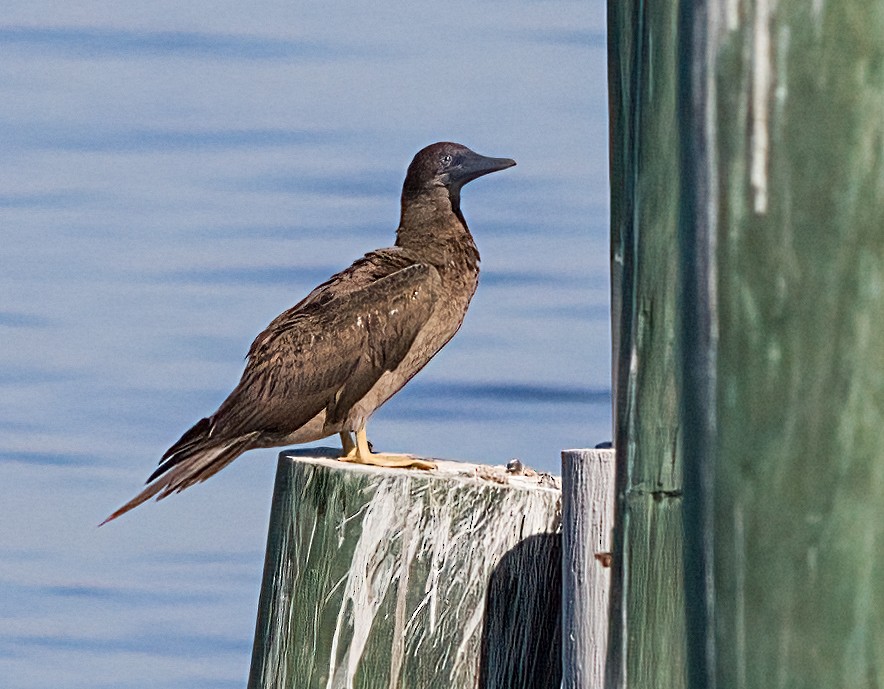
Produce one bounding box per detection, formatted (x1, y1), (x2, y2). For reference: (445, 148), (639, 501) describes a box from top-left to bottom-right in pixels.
(450, 151), (516, 187)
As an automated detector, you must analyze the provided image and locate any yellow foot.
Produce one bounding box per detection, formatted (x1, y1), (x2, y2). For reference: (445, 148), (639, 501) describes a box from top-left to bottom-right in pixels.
(340, 452), (436, 470)
(337, 428), (435, 470)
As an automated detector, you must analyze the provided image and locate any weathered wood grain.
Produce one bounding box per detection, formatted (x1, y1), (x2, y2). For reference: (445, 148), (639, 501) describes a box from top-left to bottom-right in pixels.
(679, 2), (884, 687)
(248, 450), (562, 689)
(561, 448), (616, 689)
(607, 0), (687, 686)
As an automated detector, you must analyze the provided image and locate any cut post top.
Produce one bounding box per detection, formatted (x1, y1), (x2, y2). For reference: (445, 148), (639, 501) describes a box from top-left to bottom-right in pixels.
(279, 447), (561, 493)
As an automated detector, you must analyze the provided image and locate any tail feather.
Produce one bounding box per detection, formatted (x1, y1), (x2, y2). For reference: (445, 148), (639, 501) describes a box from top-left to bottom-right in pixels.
(151, 416), (214, 481)
(100, 431), (260, 525)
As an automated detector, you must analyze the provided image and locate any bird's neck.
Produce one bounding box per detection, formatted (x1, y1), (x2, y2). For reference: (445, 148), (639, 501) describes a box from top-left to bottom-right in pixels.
(395, 188), (480, 269)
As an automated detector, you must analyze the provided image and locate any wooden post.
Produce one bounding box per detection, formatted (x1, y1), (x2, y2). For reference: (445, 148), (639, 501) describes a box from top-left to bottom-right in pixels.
(607, 0), (687, 687)
(248, 450), (562, 689)
(561, 448), (616, 689)
(679, 2), (884, 688)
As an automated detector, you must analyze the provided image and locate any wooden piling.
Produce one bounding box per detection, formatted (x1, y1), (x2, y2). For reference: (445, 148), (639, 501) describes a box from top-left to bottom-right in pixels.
(561, 448), (616, 689)
(248, 450), (562, 689)
(679, 2), (884, 687)
(607, 0), (687, 686)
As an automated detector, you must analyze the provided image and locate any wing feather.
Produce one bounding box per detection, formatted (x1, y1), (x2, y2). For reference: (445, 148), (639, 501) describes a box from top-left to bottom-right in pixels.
(214, 256), (441, 438)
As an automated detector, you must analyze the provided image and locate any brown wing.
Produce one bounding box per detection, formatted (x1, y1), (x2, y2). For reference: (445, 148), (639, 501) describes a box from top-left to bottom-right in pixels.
(251, 248), (418, 350)
(212, 258), (441, 438)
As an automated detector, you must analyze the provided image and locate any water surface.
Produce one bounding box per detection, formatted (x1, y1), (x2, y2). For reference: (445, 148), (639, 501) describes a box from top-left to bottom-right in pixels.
(0, 2), (609, 686)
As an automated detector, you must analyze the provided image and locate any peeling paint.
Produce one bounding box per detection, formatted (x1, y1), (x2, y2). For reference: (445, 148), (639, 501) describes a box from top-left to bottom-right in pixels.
(724, 0), (739, 32)
(326, 479), (405, 689)
(751, 0), (774, 214)
(251, 453), (562, 689)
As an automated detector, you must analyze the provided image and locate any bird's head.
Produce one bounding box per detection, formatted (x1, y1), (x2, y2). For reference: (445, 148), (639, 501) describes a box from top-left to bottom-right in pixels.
(402, 142), (516, 201)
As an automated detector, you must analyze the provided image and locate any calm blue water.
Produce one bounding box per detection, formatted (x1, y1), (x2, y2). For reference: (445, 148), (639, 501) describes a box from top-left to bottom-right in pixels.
(0, 2), (609, 687)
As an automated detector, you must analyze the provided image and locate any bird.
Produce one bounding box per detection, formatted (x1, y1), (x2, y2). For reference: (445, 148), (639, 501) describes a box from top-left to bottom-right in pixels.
(102, 142), (515, 524)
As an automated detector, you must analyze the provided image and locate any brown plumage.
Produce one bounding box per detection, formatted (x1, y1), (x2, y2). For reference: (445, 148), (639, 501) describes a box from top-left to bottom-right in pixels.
(102, 142), (515, 524)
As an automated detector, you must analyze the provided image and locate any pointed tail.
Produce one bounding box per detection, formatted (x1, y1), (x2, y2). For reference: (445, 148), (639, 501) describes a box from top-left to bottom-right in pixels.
(101, 419), (260, 525)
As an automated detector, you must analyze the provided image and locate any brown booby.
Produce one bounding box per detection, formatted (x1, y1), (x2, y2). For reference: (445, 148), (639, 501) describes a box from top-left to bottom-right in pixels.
(103, 142), (515, 523)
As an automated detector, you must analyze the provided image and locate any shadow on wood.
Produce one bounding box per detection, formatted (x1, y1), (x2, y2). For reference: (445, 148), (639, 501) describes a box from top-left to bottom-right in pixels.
(478, 533), (562, 689)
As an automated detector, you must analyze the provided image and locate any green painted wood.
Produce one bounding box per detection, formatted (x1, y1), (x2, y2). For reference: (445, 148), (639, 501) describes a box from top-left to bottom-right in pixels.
(248, 450), (562, 689)
(608, 0), (687, 686)
(680, 2), (884, 687)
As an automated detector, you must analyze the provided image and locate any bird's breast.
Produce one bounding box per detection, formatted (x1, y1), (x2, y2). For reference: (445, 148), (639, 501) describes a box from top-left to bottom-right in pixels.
(342, 262), (479, 428)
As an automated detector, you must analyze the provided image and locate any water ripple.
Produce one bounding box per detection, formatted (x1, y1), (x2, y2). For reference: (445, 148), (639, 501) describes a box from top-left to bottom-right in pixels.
(0, 368), (78, 385)
(0, 25), (362, 61)
(521, 28), (607, 48)
(11, 125), (346, 153)
(0, 450), (99, 467)
(480, 270), (581, 288)
(155, 265), (334, 286)
(0, 311), (52, 328)
(381, 381), (607, 423)
(236, 171), (398, 198)
(409, 381), (608, 404)
(0, 191), (89, 210)
(0, 631), (247, 657)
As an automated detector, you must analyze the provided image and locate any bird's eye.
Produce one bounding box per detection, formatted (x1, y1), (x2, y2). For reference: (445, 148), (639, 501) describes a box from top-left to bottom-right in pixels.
(440, 154), (453, 166)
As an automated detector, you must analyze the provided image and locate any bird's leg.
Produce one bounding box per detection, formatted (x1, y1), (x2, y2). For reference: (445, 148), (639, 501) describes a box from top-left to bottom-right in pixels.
(338, 425), (435, 470)
(339, 431), (357, 458)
